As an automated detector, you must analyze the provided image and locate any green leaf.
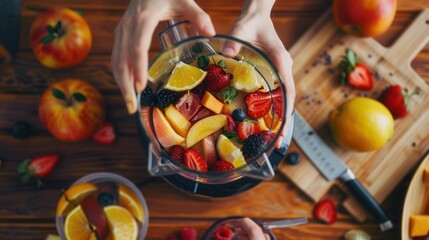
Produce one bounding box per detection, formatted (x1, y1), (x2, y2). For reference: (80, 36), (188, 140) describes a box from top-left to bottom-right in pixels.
(54, 21), (62, 32)
(197, 56), (210, 69)
(19, 172), (33, 184)
(346, 49), (357, 66)
(46, 25), (55, 34)
(40, 34), (55, 44)
(220, 87), (238, 104)
(17, 159), (30, 174)
(192, 43), (204, 53)
(223, 131), (237, 139)
(52, 88), (67, 101)
(339, 72), (347, 85)
(36, 178), (43, 188)
(217, 60), (229, 72)
(72, 93), (87, 102)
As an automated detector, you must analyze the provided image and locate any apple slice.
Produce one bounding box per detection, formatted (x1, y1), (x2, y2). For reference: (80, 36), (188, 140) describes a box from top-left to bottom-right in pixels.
(165, 104), (191, 137)
(186, 114), (227, 148)
(153, 107), (185, 147)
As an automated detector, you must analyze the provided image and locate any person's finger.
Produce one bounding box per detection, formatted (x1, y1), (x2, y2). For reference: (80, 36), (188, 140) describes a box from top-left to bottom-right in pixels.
(222, 22), (250, 57)
(237, 218), (266, 240)
(177, 1), (215, 37)
(131, 16), (159, 93)
(111, 17), (137, 114)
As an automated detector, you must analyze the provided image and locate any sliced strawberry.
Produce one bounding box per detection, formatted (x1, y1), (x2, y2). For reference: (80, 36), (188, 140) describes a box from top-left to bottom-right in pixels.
(348, 64), (373, 90)
(245, 91), (272, 119)
(184, 148), (208, 172)
(379, 85), (418, 119)
(93, 122), (116, 145)
(181, 227), (197, 240)
(212, 161), (235, 171)
(224, 114), (236, 131)
(259, 130), (276, 144)
(175, 93), (202, 120)
(237, 120), (260, 141)
(214, 226), (235, 240)
(313, 199), (337, 224)
(169, 145), (185, 162)
(204, 64), (231, 92)
(18, 154), (59, 187)
(272, 88), (284, 119)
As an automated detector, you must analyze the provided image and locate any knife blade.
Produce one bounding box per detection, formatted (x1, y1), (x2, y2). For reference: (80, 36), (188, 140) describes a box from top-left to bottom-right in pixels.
(292, 111), (393, 231)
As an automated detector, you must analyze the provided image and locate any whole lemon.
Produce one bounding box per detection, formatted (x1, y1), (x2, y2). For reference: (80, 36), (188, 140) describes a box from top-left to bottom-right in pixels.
(328, 97), (394, 151)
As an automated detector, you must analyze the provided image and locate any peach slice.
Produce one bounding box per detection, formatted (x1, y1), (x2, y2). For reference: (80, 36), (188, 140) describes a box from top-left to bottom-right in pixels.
(164, 104), (191, 137)
(186, 114), (227, 148)
(153, 107), (185, 147)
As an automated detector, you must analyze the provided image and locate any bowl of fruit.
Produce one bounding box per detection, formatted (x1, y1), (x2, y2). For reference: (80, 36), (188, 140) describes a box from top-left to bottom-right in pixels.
(55, 172), (149, 240)
(137, 21), (292, 197)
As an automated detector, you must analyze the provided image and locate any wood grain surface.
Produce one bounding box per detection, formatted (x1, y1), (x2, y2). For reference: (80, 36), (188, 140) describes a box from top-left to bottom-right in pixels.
(0, 0), (428, 239)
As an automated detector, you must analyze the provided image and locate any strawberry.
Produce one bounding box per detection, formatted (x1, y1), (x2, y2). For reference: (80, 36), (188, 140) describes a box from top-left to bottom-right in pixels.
(272, 88), (284, 118)
(379, 85), (418, 119)
(169, 145), (185, 162)
(213, 161), (235, 171)
(313, 199), (337, 224)
(214, 226), (235, 240)
(204, 63), (231, 92)
(338, 49), (373, 90)
(224, 114), (236, 131)
(237, 120), (260, 141)
(17, 154), (59, 187)
(259, 130), (276, 144)
(184, 148), (208, 172)
(93, 122), (116, 145)
(181, 227), (197, 240)
(245, 91), (272, 119)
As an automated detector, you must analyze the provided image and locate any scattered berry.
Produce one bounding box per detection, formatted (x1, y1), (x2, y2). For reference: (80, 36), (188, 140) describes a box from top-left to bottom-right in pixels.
(92, 122), (116, 145)
(204, 64), (231, 92)
(232, 109), (246, 122)
(184, 148), (208, 172)
(140, 86), (154, 106)
(97, 192), (116, 207)
(379, 85), (418, 119)
(224, 115), (236, 131)
(155, 89), (180, 108)
(313, 199), (337, 224)
(169, 145), (185, 162)
(237, 120), (260, 141)
(214, 226), (235, 240)
(213, 161), (235, 171)
(242, 134), (265, 158)
(17, 154), (59, 187)
(165, 234), (178, 240)
(285, 151), (301, 165)
(181, 227), (197, 240)
(338, 49), (373, 90)
(11, 121), (32, 139)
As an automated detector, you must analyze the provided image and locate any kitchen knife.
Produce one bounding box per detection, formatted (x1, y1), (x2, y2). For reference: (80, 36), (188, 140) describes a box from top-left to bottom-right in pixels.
(292, 111), (393, 231)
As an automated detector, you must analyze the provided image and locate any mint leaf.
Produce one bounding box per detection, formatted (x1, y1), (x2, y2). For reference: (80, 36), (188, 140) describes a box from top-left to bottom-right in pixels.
(223, 131), (237, 139)
(197, 56), (209, 69)
(217, 60), (229, 72)
(72, 93), (87, 102)
(220, 87), (238, 104)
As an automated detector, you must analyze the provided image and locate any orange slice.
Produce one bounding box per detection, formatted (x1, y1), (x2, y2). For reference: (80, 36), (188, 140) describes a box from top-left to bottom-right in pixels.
(56, 182), (98, 216)
(104, 205), (139, 240)
(231, 61), (262, 92)
(216, 134), (246, 168)
(164, 61), (207, 91)
(64, 205), (97, 240)
(118, 184), (145, 222)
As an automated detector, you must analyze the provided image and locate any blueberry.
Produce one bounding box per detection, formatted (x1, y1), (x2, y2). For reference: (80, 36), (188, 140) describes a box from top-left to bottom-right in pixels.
(232, 109), (246, 122)
(11, 121), (31, 139)
(285, 151), (301, 165)
(97, 192), (117, 207)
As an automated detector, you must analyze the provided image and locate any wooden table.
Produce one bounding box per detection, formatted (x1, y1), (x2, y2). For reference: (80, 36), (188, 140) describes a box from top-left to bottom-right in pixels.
(1, 0), (428, 239)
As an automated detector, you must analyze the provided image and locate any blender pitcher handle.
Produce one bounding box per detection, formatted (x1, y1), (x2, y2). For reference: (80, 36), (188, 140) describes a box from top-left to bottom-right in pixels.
(239, 153), (275, 180)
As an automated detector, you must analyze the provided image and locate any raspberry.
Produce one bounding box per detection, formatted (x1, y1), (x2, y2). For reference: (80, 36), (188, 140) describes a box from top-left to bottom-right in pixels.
(214, 226), (235, 240)
(169, 145), (185, 162)
(154, 89), (179, 108)
(242, 134), (265, 158)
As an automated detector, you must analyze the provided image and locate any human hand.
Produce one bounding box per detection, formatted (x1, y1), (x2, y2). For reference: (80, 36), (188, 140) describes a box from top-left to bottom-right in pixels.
(111, 0), (216, 114)
(222, 0), (295, 148)
(236, 217), (270, 240)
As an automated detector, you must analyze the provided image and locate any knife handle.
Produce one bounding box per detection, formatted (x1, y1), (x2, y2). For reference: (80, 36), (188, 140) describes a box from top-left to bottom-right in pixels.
(340, 169), (393, 232)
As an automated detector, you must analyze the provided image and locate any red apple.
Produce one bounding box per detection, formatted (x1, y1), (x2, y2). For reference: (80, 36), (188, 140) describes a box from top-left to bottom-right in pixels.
(333, 0), (397, 37)
(39, 79), (105, 142)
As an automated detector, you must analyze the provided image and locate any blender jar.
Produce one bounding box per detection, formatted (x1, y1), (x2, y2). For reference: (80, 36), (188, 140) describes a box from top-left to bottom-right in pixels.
(137, 21), (293, 196)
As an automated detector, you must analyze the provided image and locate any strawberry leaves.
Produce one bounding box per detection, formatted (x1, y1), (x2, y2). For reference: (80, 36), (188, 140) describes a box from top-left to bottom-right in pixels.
(41, 21), (64, 44)
(338, 49), (373, 90)
(338, 49), (357, 85)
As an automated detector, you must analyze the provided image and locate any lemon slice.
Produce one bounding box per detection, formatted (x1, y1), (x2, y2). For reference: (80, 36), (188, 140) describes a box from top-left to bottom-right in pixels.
(216, 134), (246, 168)
(104, 205), (139, 240)
(64, 205), (97, 240)
(164, 61), (207, 91)
(232, 60), (262, 92)
(56, 182), (97, 216)
(148, 52), (181, 82)
(118, 184), (145, 222)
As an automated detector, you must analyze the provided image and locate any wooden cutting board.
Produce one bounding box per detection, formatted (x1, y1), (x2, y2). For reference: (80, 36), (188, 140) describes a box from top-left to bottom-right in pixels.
(278, 8), (429, 222)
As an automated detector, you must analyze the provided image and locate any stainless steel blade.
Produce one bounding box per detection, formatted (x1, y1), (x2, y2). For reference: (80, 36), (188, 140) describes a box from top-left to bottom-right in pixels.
(292, 111), (347, 181)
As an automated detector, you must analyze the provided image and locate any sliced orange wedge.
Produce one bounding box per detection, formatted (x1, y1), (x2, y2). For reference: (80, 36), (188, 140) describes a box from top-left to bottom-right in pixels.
(118, 184), (145, 222)
(104, 205), (139, 240)
(64, 205), (97, 240)
(56, 182), (97, 216)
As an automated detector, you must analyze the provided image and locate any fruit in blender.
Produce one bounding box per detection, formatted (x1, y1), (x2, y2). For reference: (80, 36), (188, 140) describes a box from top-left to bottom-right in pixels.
(186, 114), (227, 148)
(165, 104), (191, 137)
(164, 61), (207, 91)
(202, 91), (224, 114)
(216, 134), (246, 168)
(184, 148), (208, 172)
(175, 92), (202, 120)
(153, 107), (185, 147)
(232, 61), (262, 92)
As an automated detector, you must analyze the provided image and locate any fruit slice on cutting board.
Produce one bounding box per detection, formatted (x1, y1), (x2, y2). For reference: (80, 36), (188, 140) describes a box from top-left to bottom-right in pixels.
(164, 61), (207, 91)
(118, 184), (145, 222)
(216, 134), (246, 168)
(64, 205), (97, 240)
(164, 104), (191, 138)
(153, 107), (185, 148)
(232, 60), (262, 92)
(104, 205), (139, 240)
(56, 182), (98, 216)
(186, 114), (227, 148)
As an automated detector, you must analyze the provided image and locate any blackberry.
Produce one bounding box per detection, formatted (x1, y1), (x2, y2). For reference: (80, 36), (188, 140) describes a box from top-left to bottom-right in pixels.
(242, 134), (265, 158)
(11, 121), (32, 139)
(285, 151), (301, 165)
(140, 86), (154, 106)
(232, 109), (246, 122)
(154, 89), (179, 108)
